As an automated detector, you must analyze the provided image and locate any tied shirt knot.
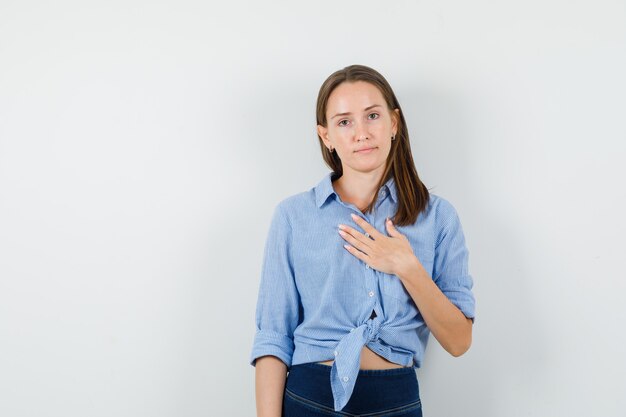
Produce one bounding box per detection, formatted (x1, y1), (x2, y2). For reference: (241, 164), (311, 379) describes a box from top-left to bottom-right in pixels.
(329, 317), (381, 411)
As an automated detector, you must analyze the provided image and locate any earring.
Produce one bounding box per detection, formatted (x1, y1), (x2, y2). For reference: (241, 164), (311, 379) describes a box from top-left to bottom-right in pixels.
(391, 135), (395, 141)
(329, 146), (334, 152)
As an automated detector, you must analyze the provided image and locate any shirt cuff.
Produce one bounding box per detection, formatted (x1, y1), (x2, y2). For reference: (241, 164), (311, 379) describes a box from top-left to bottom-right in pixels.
(249, 329), (295, 367)
(439, 283), (476, 323)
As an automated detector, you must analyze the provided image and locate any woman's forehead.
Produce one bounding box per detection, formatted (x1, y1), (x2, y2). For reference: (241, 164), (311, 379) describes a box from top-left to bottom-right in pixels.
(326, 81), (385, 114)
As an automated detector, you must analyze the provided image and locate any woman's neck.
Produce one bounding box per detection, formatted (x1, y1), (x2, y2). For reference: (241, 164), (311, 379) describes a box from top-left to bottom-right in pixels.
(332, 172), (383, 211)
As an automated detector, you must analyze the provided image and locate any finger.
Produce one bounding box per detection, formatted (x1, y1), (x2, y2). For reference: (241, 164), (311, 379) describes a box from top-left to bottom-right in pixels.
(350, 213), (383, 239)
(340, 224), (374, 245)
(343, 243), (369, 262)
(338, 229), (370, 253)
(385, 217), (402, 238)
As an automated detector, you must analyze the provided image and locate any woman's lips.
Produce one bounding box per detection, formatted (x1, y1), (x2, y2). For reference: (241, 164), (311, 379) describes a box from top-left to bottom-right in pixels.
(355, 147), (376, 153)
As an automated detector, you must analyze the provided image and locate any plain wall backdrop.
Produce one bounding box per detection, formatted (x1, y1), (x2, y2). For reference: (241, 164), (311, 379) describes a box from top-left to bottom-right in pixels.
(1, 1), (625, 416)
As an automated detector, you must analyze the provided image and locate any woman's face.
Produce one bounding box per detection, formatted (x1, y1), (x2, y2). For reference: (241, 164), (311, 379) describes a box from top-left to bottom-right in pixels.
(318, 80), (399, 177)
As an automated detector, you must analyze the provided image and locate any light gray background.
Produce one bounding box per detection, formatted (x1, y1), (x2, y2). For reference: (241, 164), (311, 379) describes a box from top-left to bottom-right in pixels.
(1, 1), (625, 416)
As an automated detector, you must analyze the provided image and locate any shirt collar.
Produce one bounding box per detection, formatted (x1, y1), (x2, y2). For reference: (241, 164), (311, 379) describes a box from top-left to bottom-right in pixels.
(314, 172), (398, 208)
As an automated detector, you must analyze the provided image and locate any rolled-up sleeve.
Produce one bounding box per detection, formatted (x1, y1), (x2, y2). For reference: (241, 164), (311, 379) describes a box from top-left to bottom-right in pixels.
(432, 200), (476, 322)
(249, 202), (301, 367)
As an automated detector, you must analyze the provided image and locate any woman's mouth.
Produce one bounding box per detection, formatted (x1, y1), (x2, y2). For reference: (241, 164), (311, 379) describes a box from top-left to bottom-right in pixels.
(355, 147), (376, 154)
(355, 147), (377, 154)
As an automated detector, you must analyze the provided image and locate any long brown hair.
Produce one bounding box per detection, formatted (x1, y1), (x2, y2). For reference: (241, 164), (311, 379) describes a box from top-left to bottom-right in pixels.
(316, 64), (430, 226)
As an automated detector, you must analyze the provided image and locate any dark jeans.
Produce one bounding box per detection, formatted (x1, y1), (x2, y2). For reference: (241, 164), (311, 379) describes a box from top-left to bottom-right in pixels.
(283, 363), (422, 417)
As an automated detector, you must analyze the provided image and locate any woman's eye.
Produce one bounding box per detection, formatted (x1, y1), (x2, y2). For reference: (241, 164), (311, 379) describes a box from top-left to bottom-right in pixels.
(368, 113), (380, 120)
(338, 120), (349, 127)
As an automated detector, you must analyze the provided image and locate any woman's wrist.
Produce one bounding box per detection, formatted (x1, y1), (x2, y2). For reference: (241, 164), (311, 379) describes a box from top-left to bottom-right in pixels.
(395, 255), (427, 285)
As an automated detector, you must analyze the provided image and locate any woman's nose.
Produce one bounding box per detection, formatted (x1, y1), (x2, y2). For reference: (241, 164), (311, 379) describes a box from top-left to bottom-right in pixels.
(353, 121), (368, 140)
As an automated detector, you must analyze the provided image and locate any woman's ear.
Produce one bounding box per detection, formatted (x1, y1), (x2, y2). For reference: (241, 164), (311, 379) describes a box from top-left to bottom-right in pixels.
(317, 124), (330, 147)
(392, 108), (400, 134)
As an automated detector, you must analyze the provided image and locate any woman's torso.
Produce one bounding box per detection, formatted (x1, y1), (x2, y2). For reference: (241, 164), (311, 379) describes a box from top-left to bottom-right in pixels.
(317, 345), (408, 369)
(283, 173), (437, 370)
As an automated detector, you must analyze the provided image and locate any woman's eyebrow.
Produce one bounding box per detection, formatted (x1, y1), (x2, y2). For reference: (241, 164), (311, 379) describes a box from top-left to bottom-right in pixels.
(331, 104), (382, 120)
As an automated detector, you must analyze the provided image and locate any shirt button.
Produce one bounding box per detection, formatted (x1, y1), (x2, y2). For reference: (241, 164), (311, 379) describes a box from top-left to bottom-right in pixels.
(334, 350), (338, 357)
(366, 264), (370, 269)
(368, 291), (374, 297)
(342, 376), (349, 382)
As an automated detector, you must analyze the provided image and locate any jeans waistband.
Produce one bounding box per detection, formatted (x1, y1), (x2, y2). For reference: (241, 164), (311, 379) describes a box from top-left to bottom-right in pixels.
(294, 361), (416, 377)
(286, 362), (420, 414)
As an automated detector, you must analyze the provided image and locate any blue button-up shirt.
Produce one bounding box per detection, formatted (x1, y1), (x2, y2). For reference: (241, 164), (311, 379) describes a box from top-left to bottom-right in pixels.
(250, 171), (476, 411)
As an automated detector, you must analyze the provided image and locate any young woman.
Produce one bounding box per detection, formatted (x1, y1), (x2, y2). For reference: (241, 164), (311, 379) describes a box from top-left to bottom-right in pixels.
(250, 64), (476, 417)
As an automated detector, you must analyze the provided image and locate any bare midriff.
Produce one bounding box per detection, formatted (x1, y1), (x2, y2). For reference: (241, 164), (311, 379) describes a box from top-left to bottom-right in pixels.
(317, 346), (409, 370)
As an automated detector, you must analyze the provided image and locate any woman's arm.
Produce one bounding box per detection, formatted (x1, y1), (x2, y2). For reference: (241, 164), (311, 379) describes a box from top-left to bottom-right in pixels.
(396, 260), (473, 356)
(250, 203), (299, 415)
(255, 355), (288, 417)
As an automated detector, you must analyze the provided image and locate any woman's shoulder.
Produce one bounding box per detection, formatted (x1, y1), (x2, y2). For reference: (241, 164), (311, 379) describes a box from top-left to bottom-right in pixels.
(427, 192), (453, 210)
(271, 187), (318, 221)
(423, 192), (462, 225)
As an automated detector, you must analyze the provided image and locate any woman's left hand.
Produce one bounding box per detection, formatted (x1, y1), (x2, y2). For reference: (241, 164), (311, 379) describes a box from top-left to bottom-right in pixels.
(339, 213), (420, 277)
